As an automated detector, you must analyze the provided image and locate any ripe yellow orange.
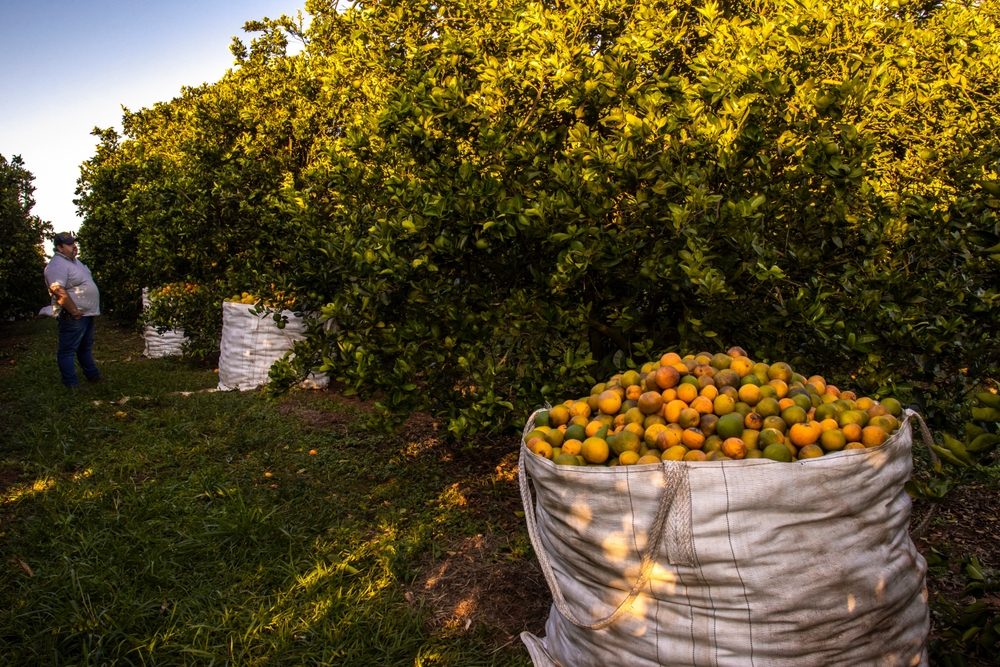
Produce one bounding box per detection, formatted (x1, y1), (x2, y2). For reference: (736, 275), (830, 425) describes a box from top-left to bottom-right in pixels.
(722, 437), (747, 459)
(530, 440), (553, 459)
(597, 390), (622, 415)
(660, 352), (682, 366)
(690, 396), (714, 415)
(561, 439), (583, 456)
(842, 423), (863, 443)
(788, 422), (821, 447)
(819, 418), (840, 432)
(619, 451), (640, 465)
(637, 454), (662, 465)
(662, 445), (688, 461)
(729, 357), (754, 377)
(581, 437), (610, 463)
(681, 428), (706, 450)
(769, 379), (789, 399)
(625, 385), (643, 401)
(737, 384), (761, 406)
(699, 384), (719, 401)
(676, 383), (698, 404)
(684, 450), (708, 461)
(585, 421), (603, 437)
(778, 397), (796, 411)
(844, 442), (867, 450)
(549, 405), (570, 426)
(664, 399), (687, 423)
(660, 388), (678, 403)
(861, 426), (888, 448)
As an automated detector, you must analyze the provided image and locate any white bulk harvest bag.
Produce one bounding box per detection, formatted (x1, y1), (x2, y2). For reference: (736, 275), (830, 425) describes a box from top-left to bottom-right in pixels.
(519, 409), (930, 667)
(217, 301), (328, 391)
(142, 288), (188, 358)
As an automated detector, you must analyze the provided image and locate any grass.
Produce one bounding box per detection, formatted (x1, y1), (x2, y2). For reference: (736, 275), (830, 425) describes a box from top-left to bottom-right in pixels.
(0, 318), (536, 666)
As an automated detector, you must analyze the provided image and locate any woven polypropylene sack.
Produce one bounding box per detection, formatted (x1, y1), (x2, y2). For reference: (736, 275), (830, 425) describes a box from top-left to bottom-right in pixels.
(142, 288), (187, 358)
(519, 410), (930, 667)
(217, 301), (328, 391)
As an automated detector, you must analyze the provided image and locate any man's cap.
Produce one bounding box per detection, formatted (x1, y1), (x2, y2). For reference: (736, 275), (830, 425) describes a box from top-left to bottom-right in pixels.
(53, 232), (76, 247)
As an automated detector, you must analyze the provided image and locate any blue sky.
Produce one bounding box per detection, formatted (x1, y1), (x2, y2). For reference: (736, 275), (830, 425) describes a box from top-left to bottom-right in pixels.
(0, 0), (306, 235)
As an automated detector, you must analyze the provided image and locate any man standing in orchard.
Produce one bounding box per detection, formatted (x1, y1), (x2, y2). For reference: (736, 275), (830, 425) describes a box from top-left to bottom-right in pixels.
(44, 232), (109, 389)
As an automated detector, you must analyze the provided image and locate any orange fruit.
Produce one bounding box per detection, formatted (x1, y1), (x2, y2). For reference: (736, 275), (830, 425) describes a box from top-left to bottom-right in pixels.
(585, 421), (603, 437)
(530, 440), (553, 459)
(861, 426), (888, 448)
(699, 385), (719, 401)
(819, 418), (840, 432)
(660, 388), (678, 403)
(618, 451), (640, 465)
(741, 428), (760, 450)
(788, 422), (821, 447)
(624, 422), (645, 439)
(840, 391), (857, 401)
(561, 439), (583, 456)
(683, 450), (708, 462)
(638, 391), (664, 415)
(597, 390), (623, 415)
(625, 385), (643, 401)
(798, 444), (824, 459)
(767, 362), (793, 382)
(844, 442), (867, 450)
(869, 415), (898, 434)
(819, 429), (847, 452)
(722, 437), (747, 459)
(644, 423), (668, 447)
(729, 357), (754, 377)
(660, 352), (682, 366)
(549, 405), (570, 426)
(737, 384), (761, 406)
(581, 437), (610, 463)
(854, 396), (874, 410)
(778, 397), (796, 411)
(624, 407), (645, 425)
(637, 454), (662, 465)
(842, 423), (863, 443)
(681, 428), (706, 450)
(664, 399), (687, 423)
(654, 365), (681, 390)
(866, 403), (890, 418)
(769, 379), (789, 399)
(656, 426), (683, 450)
(662, 445), (688, 461)
(690, 395), (714, 415)
(678, 407), (701, 428)
(676, 383), (698, 404)
(744, 412), (764, 430)
(713, 394), (736, 416)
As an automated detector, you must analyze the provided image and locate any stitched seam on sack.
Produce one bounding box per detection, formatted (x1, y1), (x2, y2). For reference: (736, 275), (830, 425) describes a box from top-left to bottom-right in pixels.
(722, 464), (754, 666)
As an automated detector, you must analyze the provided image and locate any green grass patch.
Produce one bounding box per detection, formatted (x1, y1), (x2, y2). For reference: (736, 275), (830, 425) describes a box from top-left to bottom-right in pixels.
(0, 318), (538, 666)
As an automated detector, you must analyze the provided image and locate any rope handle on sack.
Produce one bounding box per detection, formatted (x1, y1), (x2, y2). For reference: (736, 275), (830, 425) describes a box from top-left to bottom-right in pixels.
(518, 410), (689, 631)
(904, 408), (938, 465)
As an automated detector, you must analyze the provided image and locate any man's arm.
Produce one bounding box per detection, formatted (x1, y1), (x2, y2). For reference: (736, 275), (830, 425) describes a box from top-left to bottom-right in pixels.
(50, 284), (82, 319)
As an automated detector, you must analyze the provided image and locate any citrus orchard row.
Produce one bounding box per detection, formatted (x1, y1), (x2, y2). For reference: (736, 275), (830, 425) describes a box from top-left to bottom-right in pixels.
(525, 347), (905, 465)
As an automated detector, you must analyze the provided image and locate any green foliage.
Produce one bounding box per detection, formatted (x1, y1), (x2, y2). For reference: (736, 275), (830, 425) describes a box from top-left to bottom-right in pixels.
(930, 555), (1000, 665)
(79, 0), (1000, 435)
(0, 154), (52, 319)
(144, 282), (224, 358)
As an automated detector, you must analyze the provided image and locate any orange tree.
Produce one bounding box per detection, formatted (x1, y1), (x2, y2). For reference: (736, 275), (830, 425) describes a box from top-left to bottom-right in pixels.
(77, 0), (1000, 433)
(0, 154), (52, 320)
(75, 14), (329, 352)
(266, 0), (1000, 434)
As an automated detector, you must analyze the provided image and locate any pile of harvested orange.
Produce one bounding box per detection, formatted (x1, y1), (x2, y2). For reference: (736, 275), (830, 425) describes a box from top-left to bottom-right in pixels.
(525, 347), (904, 465)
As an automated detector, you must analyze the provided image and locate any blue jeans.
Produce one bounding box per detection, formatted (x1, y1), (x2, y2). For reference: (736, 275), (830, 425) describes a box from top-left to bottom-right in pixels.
(57, 314), (99, 387)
